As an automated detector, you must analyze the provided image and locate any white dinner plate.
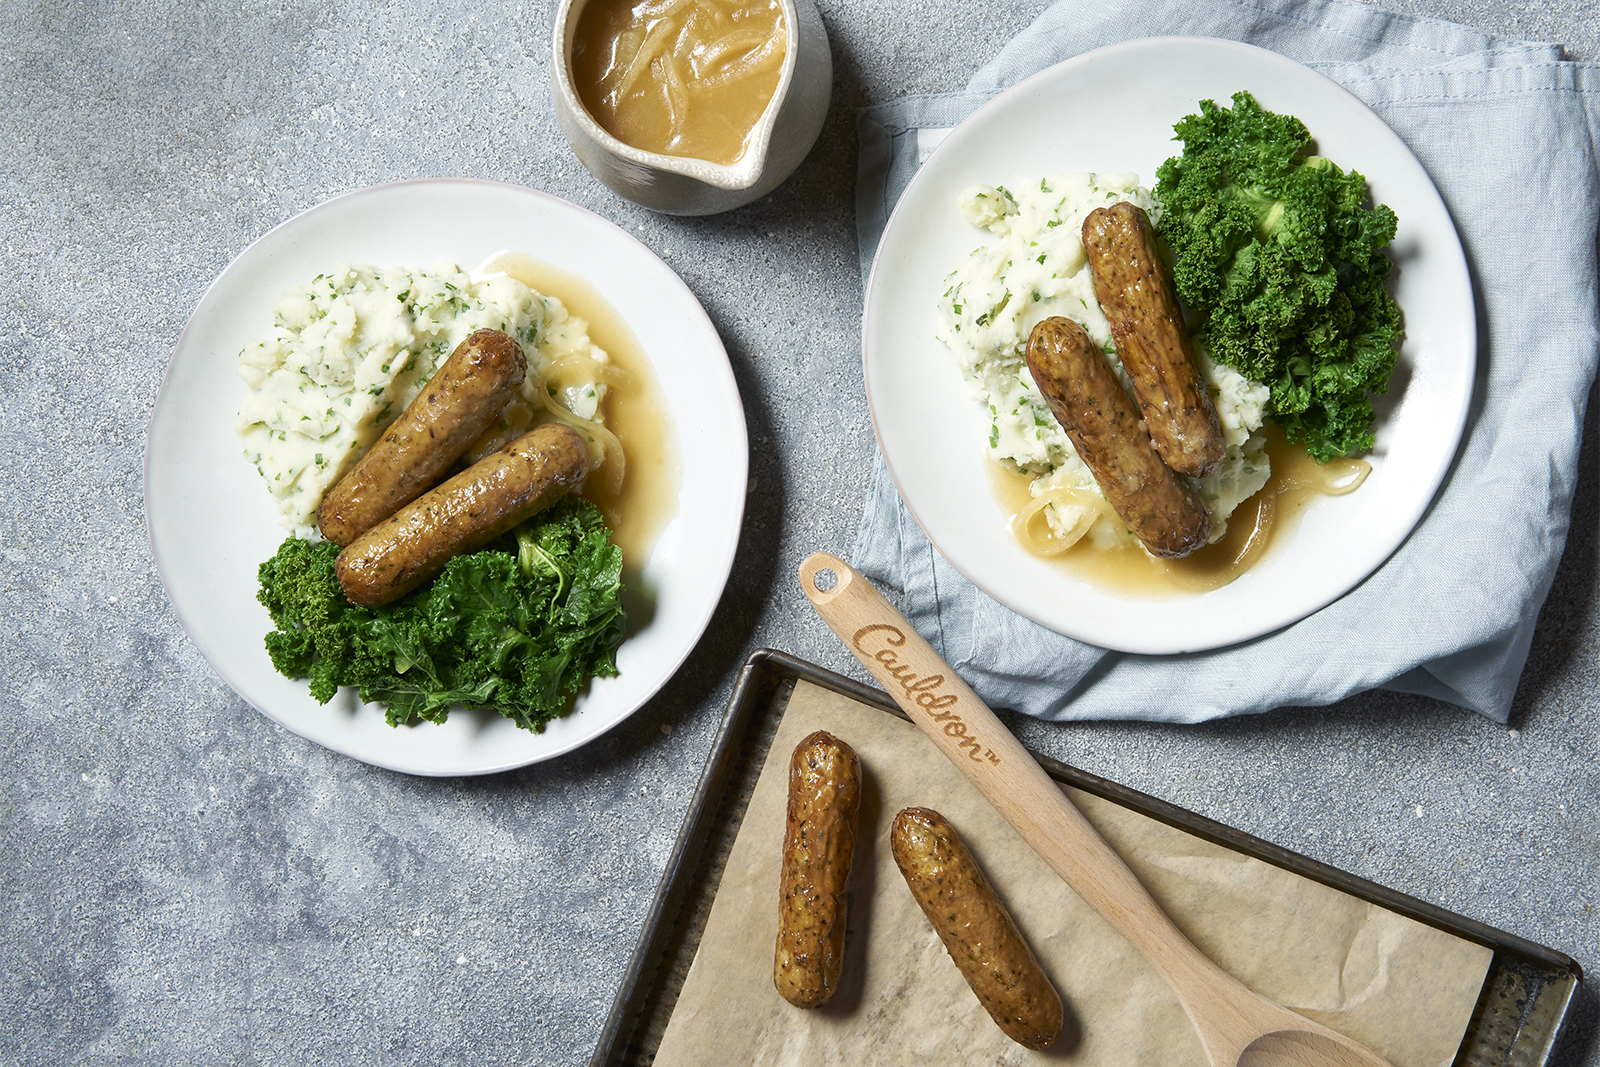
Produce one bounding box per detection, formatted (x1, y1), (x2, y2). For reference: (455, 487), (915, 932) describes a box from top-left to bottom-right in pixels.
(863, 37), (1474, 655)
(146, 179), (747, 776)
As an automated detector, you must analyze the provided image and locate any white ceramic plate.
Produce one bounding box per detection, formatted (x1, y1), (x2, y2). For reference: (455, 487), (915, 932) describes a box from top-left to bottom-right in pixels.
(146, 179), (747, 775)
(863, 37), (1473, 655)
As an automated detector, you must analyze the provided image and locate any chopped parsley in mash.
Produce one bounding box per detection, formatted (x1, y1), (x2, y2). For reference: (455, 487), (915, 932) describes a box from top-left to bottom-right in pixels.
(934, 173), (1271, 549)
(235, 261), (610, 534)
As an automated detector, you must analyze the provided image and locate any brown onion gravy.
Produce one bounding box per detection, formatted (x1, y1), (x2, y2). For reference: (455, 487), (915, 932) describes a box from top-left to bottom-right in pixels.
(477, 250), (680, 574)
(571, 0), (786, 166)
(987, 426), (1370, 596)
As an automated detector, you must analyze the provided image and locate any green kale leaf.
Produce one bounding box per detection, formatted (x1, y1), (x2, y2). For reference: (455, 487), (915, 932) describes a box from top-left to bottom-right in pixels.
(1153, 90), (1403, 461)
(256, 497), (626, 732)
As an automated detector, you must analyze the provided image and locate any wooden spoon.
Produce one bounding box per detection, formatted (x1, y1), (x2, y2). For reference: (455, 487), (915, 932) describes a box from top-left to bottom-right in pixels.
(799, 552), (1394, 1067)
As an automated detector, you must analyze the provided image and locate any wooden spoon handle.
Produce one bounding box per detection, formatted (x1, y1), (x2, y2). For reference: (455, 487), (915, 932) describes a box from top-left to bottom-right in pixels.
(799, 553), (1215, 982)
(800, 554), (1400, 1067)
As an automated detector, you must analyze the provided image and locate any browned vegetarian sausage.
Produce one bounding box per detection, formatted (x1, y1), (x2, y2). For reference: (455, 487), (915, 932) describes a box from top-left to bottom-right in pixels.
(457, 399), (535, 469)
(319, 329), (528, 546)
(1082, 202), (1224, 478)
(774, 730), (862, 1009)
(891, 807), (1063, 1050)
(334, 422), (590, 608)
(1026, 316), (1210, 559)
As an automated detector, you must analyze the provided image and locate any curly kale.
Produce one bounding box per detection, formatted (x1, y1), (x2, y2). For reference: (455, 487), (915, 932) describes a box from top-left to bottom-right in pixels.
(1154, 91), (1403, 461)
(257, 497), (626, 732)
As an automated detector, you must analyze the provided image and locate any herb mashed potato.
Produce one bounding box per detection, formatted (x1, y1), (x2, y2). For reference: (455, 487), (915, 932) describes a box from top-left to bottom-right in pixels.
(934, 172), (1271, 550)
(235, 261), (610, 535)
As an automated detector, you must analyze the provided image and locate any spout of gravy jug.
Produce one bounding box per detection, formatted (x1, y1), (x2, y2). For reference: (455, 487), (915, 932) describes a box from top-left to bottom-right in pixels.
(552, 0), (832, 216)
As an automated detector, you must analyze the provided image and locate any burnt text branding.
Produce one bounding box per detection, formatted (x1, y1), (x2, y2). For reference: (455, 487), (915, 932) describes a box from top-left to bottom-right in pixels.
(852, 624), (1001, 765)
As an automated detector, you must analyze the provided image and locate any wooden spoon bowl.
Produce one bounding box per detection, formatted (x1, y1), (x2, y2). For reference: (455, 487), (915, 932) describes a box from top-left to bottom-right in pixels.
(799, 552), (1394, 1067)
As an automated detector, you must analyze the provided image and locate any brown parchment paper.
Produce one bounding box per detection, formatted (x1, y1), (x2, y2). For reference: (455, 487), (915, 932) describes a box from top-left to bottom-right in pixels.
(651, 680), (1493, 1067)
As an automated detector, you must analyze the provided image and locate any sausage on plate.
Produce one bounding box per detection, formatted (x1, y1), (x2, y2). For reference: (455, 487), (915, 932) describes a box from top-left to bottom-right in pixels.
(1025, 316), (1211, 559)
(892, 807), (1063, 1050)
(774, 730), (862, 1009)
(319, 328), (527, 546)
(458, 398), (536, 469)
(1082, 202), (1224, 478)
(334, 421), (590, 608)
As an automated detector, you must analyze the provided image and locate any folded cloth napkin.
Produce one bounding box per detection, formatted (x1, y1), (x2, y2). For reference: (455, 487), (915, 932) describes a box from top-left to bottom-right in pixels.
(852, 0), (1600, 723)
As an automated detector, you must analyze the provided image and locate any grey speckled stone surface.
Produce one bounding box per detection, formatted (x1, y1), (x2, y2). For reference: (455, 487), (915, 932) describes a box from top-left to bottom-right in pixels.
(1, 1), (1595, 1065)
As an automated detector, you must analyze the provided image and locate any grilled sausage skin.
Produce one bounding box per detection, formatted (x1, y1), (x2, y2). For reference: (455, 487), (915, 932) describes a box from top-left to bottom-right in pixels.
(1025, 316), (1210, 559)
(319, 328), (527, 546)
(334, 422), (589, 608)
(774, 730), (863, 1009)
(892, 807), (1063, 1050)
(1082, 202), (1224, 478)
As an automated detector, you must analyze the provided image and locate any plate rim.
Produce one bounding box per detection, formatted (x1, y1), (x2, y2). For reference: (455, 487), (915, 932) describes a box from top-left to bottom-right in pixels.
(860, 35), (1476, 655)
(144, 177), (747, 775)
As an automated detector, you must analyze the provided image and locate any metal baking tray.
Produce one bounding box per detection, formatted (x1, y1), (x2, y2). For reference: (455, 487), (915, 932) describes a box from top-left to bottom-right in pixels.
(590, 649), (1581, 1067)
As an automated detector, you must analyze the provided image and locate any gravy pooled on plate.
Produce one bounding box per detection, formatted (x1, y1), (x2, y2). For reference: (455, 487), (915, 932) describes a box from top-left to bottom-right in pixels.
(571, 0), (786, 166)
(474, 250), (680, 573)
(988, 426), (1371, 596)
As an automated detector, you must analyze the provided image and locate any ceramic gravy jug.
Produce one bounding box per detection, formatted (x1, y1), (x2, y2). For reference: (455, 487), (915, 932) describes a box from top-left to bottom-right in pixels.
(552, 0), (832, 216)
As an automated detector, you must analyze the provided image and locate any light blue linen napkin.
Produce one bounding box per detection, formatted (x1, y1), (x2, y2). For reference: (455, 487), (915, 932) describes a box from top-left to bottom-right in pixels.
(852, 0), (1600, 723)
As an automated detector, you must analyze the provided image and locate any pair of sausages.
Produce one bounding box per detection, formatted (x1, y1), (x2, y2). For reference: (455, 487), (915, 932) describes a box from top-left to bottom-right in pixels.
(773, 732), (1062, 1050)
(335, 423), (590, 607)
(1025, 202), (1224, 559)
(317, 329), (591, 608)
(319, 329), (529, 547)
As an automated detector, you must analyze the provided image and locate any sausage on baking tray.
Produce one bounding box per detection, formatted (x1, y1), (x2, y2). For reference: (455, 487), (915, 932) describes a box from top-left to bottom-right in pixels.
(892, 807), (1063, 1050)
(1082, 202), (1224, 479)
(774, 730), (863, 1009)
(319, 328), (528, 546)
(1025, 315), (1210, 560)
(334, 421), (590, 608)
